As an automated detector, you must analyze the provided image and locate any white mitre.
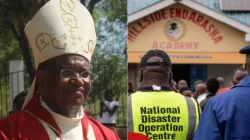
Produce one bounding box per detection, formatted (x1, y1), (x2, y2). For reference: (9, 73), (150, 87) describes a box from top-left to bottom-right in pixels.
(22, 0), (96, 108)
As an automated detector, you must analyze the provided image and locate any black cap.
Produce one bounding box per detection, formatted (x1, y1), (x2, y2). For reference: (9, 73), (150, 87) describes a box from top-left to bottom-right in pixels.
(239, 45), (250, 56)
(139, 49), (172, 68)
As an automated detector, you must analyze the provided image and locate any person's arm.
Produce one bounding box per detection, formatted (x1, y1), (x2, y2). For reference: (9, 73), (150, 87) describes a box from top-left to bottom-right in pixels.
(102, 102), (119, 116)
(193, 99), (223, 140)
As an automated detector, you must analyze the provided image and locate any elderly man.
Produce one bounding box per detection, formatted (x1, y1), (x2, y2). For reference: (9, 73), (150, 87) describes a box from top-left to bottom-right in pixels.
(128, 49), (200, 140)
(193, 45), (250, 140)
(0, 0), (119, 139)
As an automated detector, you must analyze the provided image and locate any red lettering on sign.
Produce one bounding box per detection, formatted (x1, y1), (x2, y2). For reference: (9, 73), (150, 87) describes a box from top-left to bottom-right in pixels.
(207, 24), (215, 33)
(209, 29), (220, 38)
(137, 21), (146, 30)
(129, 7), (224, 44)
(195, 15), (204, 25)
(155, 11), (161, 21)
(170, 8), (175, 18)
(213, 36), (223, 44)
(152, 41), (200, 50)
(175, 8), (182, 18)
(194, 42), (199, 49)
(188, 12), (196, 22)
(129, 30), (137, 37)
(150, 14), (155, 23)
(182, 9), (188, 19)
(152, 41), (158, 49)
(143, 16), (152, 26)
(128, 34), (136, 42)
(200, 20), (209, 32)
(132, 26), (141, 34)
(161, 9), (167, 19)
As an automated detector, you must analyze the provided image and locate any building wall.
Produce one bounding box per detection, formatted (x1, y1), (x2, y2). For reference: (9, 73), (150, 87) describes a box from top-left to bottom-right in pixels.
(207, 64), (243, 87)
(128, 64), (138, 91)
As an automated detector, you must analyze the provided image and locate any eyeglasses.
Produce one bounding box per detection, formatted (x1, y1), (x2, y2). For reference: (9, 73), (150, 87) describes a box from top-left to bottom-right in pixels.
(60, 69), (93, 80)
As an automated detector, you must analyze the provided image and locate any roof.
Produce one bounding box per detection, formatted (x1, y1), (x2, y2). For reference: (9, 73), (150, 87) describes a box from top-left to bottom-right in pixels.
(128, 0), (250, 27)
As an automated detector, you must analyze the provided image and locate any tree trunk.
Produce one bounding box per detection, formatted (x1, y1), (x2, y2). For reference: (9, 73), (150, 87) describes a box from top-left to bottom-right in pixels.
(17, 18), (35, 84)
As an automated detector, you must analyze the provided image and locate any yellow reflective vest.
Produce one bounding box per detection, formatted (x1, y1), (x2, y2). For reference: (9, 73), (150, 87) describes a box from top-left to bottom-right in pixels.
(128, 91), (200, 140)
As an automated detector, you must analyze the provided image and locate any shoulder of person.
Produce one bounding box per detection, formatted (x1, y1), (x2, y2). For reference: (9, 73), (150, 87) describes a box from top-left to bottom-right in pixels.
(0, 111), (49, 139)
(87, 117), (120, 140)
(113, 101), (119, 106)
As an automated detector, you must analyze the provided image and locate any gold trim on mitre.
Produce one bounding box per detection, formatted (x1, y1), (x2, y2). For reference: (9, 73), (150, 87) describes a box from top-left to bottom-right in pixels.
(22, 0), (96, 108)
(25, 0), (96, 69)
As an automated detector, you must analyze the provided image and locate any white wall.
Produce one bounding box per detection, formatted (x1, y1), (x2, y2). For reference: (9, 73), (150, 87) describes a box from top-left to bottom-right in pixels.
(207, 64), (243, 87)
(9, 60), (24, 110)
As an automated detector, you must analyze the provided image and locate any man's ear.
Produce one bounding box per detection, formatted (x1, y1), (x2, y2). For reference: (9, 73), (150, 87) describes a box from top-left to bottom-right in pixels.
(169, 72), (173, 85)
(36, 70), (45, 85)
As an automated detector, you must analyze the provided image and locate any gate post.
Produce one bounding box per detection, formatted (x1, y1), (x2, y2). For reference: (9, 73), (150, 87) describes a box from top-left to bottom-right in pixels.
(9, 60), (24, 111)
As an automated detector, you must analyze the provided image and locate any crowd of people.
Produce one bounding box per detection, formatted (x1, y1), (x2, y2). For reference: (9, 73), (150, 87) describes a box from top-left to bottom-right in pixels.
(128, 66), (248, 112)
(128, 46), (250, 139)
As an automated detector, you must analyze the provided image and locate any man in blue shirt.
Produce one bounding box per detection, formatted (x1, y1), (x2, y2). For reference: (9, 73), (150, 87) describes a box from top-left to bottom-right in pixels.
(193, 45), (250, 140)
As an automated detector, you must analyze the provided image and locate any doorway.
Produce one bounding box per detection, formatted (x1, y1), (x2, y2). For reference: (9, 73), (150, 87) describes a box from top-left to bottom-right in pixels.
(172, 64), (191, 87)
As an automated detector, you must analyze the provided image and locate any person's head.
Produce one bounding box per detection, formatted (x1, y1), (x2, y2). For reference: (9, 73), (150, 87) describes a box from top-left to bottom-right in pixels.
(194, 80), (203, 87)
(36, 54), (92, 117)
(11, 90), (28, 113)
(232, 67), (247, 86)
(139, 49), (172, 87)
(206, 78), (220, 95)
(177, 79), (187, 90)
(239, 45), (250, 75)
(195, 83), (206, 95)
(179, 87), (191, 97)
(217, 77), (225, 89)
(23, 0), (96, 118)
(104, 89), (113, 102)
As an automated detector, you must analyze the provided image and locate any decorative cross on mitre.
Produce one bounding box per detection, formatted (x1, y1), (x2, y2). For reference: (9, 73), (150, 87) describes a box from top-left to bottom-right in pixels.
(25, 0), (96, 68)
(22, 0), (96, 108)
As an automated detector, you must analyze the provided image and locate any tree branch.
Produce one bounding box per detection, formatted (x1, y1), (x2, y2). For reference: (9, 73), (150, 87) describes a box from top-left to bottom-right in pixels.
(88, 0), (101, 15)
(5, 20), (20, 42)
(80, 0), (86, 6)
(17, 17), (35, 84)
(0, 3), (16, 13)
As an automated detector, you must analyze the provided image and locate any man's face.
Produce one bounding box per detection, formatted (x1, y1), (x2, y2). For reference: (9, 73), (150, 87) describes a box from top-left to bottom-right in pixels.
(195, 83), (206, 95)
(178, 80), (187, 89)
(232, 70), (247, 86)
(39, 54), (91, 117)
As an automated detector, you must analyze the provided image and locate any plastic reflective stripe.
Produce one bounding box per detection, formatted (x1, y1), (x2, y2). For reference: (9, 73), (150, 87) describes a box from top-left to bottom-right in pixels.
(127, 95), (134, 132)
(184, 97), (197, 140)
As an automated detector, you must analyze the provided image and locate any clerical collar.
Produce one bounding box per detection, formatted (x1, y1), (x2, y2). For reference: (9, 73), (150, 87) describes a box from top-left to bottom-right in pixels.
(40, 97), (83, 126)
(138, 85), (173, 91)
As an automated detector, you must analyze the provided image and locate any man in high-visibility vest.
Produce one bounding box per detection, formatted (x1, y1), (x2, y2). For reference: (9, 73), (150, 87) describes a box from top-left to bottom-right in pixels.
(128, 49), (200, 140)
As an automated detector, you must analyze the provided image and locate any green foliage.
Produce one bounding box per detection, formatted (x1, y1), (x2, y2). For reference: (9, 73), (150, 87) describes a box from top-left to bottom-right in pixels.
(0, 76), (10, 119)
